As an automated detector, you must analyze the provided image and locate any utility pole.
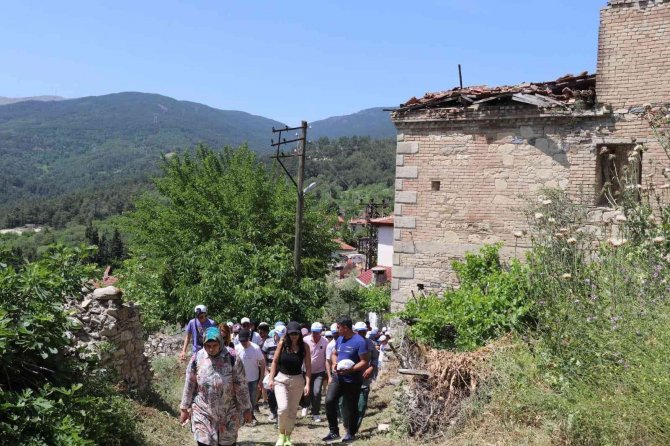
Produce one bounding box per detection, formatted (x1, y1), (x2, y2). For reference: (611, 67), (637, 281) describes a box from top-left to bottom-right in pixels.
(271, 121), (308, 280)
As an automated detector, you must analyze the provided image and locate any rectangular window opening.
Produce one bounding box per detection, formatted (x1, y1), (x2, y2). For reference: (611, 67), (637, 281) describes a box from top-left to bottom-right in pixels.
(596, 144), (641, 207)
(431, 180), (441, 191)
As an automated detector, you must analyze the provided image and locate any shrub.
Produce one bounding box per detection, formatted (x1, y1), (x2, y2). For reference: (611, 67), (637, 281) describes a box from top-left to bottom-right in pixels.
(0, 245), (143, 445)
(398, 244), (532, 350)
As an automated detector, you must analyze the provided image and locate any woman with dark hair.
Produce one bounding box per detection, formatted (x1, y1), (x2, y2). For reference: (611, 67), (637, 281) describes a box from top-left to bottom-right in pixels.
(268, 321), (311, 446)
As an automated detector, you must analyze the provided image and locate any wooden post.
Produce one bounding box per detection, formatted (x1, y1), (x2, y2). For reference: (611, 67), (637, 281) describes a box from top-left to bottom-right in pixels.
(293, 121), (308, 280)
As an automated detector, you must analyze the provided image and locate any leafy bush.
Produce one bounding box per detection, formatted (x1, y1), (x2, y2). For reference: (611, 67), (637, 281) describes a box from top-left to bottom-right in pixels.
(0, 245), (143, 445)
(398, 244), (532, 350)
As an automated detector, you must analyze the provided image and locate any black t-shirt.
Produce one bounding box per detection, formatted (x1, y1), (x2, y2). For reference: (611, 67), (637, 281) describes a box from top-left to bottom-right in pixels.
(278, 347), (304, 376)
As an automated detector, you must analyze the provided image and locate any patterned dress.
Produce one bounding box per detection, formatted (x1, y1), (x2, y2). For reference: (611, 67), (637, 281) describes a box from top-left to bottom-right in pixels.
(180, 347), (252, 445)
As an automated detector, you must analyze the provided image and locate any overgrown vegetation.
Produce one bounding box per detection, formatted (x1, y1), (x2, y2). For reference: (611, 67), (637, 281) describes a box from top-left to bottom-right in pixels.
(0, 245), (142, 445)
(398, 108), (670, 445)
(398, 244), (532, 351)
(119, 144), (336, 331)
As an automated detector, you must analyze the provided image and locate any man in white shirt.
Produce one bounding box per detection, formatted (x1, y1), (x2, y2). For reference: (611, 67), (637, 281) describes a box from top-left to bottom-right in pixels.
(303, 322), (330, 422)
(235, 328), (265, 425)
(325, 323), (339, 385)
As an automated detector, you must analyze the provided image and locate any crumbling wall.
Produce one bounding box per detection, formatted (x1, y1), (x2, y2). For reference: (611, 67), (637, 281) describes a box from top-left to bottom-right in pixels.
(390, 112), (611, 308)
(145, 326), (183, 358)
(67, 286), (152, 392)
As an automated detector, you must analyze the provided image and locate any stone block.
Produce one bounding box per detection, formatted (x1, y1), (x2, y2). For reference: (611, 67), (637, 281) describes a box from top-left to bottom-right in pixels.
(394, 266), (415, 279)
(396, 191), (417, 204)
(394, 241), (415, 254)
(394, 229), (402, 240)
(396, 166), (418, 179)
(397, 133), (404, 142)
(395, 179), (404, 191)
(397, 142), (419, 154)
(392, 278), (400, 290)
(394, 216), (416, 229)
(393, 253), (400, 265)
(396, 155), (404, 166)
(93, 286), (123, 300)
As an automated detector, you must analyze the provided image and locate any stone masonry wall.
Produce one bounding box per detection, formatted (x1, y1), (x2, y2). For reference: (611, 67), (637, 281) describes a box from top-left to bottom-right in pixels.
(391, 112), (614, 308)
(66, 286), (152, 392)
(597, 0), (670, 109)
(389, 0), (670, 309)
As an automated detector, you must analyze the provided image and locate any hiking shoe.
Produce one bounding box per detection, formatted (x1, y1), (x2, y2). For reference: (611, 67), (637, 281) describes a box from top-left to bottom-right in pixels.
(275, 434), (285, 446)
(283, 435), (293, 446)
(322, 432), (340, 442)
(312, 415), (322, 422)
(268, 413), (277, 422)
(300, 407), (308, 418)
(342, 433), (356, 443)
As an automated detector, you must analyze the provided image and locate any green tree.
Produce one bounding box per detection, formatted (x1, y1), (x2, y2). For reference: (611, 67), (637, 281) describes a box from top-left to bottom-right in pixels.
(121, 144), (336, 329)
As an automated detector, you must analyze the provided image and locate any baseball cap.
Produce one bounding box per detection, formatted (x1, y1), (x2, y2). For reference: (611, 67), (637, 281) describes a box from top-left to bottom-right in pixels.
(353, 321), (367, 332)
(258, 322), (270, 330)
(370, 327), (379, 336)
(274, 325), (287, 336)
(311, 322), (324, 332)
(379, 335), (387, 342)
(194, 304), (207, 314)
(275, 321), (286, 328)
(325, 330), (333, 337)
(336, 359), (355, 370)
(287, 321), (302, 335)
(238, 328), (251, 342)
(241, 317), (251, 324)
(330, 323), (338, 332)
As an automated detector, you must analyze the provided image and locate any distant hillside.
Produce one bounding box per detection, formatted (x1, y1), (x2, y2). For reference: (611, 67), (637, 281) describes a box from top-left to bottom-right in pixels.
(0, 92), (285, 210)
(0, 92), (398, 228)
(0, 95), (65, 106)
(309, 107), (395, 140)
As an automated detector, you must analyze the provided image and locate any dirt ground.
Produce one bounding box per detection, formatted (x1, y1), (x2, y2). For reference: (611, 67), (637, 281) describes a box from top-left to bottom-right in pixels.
(139, 356), (403, 446)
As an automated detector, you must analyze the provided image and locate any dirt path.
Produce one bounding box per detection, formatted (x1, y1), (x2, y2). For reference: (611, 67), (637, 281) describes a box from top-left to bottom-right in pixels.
(140, 356), (400, 446)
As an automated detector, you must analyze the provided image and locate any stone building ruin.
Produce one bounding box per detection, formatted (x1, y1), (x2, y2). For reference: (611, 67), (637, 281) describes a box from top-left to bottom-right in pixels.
(390, 0), (670, 309)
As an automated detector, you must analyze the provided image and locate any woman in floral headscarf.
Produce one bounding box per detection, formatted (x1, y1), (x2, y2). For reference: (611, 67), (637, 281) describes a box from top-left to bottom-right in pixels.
(180, 327), (253, 446)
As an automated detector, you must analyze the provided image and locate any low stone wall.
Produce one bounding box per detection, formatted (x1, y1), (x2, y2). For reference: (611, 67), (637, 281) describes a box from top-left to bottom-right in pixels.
(66, 286), (152, 392)
(145, 325), (184, 358)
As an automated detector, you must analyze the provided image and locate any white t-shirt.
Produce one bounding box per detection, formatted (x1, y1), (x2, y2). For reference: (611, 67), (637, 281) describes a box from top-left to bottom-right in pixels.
(326, 338), (337, 364)
(235, 342), (265, 383)
(234, 331), (263, 347)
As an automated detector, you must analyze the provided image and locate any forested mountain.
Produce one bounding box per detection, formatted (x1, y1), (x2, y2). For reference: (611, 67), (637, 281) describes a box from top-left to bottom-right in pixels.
(309, 107), (395, 140)
(0, 92), (397, 229)
(0, 95), (64, 106)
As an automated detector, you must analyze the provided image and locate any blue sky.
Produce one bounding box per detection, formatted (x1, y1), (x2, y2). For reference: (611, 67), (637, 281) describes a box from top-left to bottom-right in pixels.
(1, 0), (604, 124)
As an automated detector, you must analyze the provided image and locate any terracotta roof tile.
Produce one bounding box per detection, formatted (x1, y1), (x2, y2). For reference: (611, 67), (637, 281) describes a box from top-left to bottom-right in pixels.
(398, 72), (596, 111)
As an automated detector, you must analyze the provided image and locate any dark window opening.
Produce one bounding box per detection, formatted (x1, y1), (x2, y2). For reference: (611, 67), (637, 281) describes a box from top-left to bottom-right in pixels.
(596, 144), (641, 207)
(431, 181), (441, 191)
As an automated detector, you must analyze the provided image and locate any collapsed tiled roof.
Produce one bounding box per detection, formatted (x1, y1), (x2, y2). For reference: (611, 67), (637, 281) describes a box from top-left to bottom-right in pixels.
(399, 72), (596, 111)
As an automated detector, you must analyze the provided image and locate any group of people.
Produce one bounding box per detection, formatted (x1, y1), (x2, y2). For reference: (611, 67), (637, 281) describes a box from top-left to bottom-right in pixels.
(178, 305), (391, 446)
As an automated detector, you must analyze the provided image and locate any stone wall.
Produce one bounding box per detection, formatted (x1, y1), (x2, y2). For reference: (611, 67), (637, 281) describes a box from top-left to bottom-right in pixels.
(388, 0), (670, 309)
(66, 286), (152, 392)
(145, 325), (184, 358)
(391, 110), (615, 308)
